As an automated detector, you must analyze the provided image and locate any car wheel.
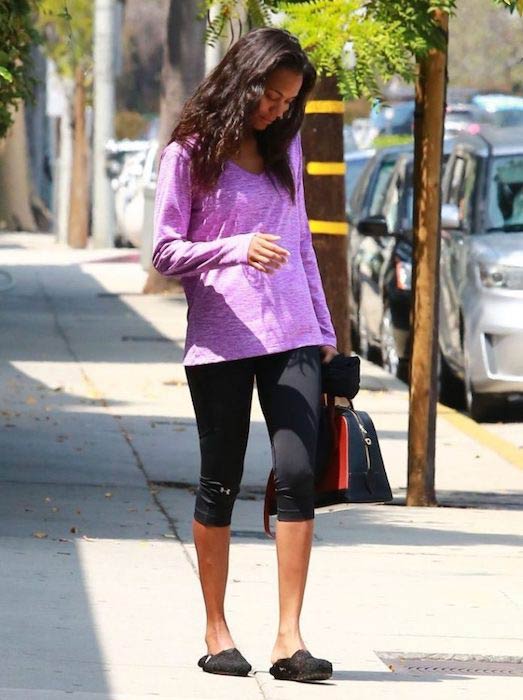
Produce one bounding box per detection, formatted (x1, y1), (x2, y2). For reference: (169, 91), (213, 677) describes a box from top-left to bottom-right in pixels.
(380, 305), (400, 377)
(464, 364), (492, 422)
(438, 352), (464, 408)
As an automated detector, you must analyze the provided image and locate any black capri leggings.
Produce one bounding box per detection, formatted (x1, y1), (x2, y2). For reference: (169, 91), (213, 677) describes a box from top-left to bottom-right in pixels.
(185, 346), (322, 526)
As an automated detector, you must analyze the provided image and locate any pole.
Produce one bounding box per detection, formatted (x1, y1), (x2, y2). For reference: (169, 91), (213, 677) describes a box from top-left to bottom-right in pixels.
(407, 10), (449, 506)
(68, 65), (88, 248)
(92, 0), (116, 248)
(302, 75), (350, 354)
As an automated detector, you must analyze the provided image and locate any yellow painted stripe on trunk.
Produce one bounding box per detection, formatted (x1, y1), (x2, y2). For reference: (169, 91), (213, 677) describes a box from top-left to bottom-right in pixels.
(309, 220), (348, 236)
(306, 162), (346, 176)
(305, 100), (344, 114)
(437, 404), (523, 471)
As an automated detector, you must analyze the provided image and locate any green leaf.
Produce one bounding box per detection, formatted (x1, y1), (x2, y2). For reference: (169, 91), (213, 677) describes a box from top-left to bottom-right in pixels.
(0, 66), (13, 83)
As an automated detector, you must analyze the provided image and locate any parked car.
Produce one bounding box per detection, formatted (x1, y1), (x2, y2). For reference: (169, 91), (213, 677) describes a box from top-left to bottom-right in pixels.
(352, 141), (454, 382)
(105, 138), (150, 186)
(369, 101), (415, 137)
(113, 139), (159, 247)
(438, 126), (523, 420)
(444, 103), (491, 138)
(347, 144), (412, 355)
(471, 93), (523, 130)
(352, 151), (415, 381)
(354, 128), (523, 420)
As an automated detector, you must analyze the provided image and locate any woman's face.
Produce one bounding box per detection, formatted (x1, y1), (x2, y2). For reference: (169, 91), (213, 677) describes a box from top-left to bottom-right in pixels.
(251, 67), (304, 131)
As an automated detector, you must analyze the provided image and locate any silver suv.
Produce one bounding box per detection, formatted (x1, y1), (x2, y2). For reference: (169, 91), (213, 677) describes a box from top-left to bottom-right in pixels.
(439, 127), (523, 420)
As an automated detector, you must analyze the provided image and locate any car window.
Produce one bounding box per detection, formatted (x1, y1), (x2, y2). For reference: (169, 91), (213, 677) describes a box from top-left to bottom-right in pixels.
(368, 159), (397, 215)
(487, 155), (523, 231)
(489, 110), (523, 128)
(459, 156), (478, 228)
(447, 156), (466, 207)
(382, 171), (403, 233)
(444, 154), (478, 228)
(349, 159), (374, 216)
(345, 156), (373, 208)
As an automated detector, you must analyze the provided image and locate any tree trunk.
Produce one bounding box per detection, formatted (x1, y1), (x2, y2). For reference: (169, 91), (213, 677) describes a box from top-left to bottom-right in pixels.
(157, 0), (206, 150)
(55, 79), (74, 245)
(407, 10), (449, 507)
(301, 76), (350, 353)
(68, 65), (89, 248)
(0, 102), (38, 232)
(144, 0), (205, 293)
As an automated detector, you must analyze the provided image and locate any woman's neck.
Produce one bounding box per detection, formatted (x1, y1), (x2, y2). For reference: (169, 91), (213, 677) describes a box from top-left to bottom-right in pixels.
(232, 131), (264, 174)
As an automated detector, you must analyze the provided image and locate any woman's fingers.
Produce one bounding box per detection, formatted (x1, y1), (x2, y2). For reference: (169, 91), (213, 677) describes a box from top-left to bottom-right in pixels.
(251, 261), (269, 273)
(247, 234), (290, 273)
(259, 239), (290, 258)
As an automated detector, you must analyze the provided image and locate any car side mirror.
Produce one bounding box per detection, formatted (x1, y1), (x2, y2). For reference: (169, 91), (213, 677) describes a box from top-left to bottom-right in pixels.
(357, 215), (389, 237)
(441, 203), (462, 230)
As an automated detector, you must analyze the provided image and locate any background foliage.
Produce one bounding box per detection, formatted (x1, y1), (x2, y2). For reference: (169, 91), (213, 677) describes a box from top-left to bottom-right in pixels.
(37, 0), (93, 79)
(0, 0), (39, 139)
(204, 0), (459, 100)
(204, 0), (522, 101)
(449, 0), (523, 91)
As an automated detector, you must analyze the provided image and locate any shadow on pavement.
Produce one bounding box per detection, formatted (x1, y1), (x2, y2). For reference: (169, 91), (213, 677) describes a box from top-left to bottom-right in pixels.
(0, 536), (113, 696)
(0, 257), (186, 696)
(1, 263), (184, 364)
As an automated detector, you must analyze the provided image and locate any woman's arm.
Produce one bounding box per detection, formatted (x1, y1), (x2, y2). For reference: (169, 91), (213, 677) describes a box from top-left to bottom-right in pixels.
(152, 143), (256, 278)
(294, 136), (338, 348)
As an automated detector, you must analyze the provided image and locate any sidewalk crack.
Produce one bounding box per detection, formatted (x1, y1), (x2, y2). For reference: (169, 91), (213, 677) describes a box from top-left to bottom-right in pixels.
(38, 272), (199, 576)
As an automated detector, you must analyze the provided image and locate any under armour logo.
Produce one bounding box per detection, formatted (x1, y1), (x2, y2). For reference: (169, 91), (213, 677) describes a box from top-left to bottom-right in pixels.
(220, 486), (231, 495)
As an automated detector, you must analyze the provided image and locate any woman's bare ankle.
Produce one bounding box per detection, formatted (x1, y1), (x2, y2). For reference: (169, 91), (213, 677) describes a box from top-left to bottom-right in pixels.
(205, 620), (235, 655)
(271, 629), (306, 664)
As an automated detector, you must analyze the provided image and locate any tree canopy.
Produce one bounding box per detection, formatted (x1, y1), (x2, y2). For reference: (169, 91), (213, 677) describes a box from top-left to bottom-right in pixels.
(0, 0), (39, 139)
(37, 0), (93, 78)
(204, 0), (522, 100)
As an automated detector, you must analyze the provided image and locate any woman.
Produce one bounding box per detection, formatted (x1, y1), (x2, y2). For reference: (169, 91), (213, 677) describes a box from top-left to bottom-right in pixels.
(153, 27), (337, 682)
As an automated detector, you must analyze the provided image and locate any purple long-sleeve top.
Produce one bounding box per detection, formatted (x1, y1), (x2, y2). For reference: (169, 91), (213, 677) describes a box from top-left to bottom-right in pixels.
(152, 133), (336, 365)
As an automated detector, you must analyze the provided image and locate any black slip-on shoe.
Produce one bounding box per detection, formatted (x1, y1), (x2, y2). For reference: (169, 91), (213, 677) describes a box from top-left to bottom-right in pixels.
(269, 649), (333, 682)
(198, 648), (252, 676)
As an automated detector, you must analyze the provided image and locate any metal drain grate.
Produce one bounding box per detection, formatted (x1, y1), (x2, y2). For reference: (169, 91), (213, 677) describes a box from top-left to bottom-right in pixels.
(377, 653), (523, 677)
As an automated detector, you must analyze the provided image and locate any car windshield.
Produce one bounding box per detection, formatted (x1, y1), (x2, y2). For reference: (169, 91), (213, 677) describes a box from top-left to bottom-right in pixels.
(487, 155), (523, 231)
(369, 159), (397, 215)
(488, 109), (523, 128)
(371, 102), (415, 133)
(345, 156), (373, 203)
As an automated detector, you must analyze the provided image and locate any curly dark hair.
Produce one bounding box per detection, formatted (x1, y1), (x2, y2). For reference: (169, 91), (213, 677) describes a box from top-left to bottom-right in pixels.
(169, 27), (316, 200)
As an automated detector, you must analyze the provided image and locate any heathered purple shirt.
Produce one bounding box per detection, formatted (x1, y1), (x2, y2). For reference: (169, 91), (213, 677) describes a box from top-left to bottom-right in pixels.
(152, 133), (336, 366)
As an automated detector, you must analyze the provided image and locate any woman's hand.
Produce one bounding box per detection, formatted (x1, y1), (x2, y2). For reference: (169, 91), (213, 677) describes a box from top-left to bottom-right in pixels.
(248, 234), (290, 274)
(320, 345), (339, 364)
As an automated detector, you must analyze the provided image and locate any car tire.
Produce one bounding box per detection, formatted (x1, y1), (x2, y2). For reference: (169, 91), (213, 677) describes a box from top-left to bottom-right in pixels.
(464, 364), (492, 422)
(438, 352), (464, 408)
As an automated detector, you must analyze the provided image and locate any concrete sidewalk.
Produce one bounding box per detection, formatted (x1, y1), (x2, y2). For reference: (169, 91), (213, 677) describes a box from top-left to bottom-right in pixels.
(1, 232), (522, 700)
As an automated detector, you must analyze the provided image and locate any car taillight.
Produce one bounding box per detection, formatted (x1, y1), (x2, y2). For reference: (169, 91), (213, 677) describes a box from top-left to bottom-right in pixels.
(395, 259), (412, 291)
